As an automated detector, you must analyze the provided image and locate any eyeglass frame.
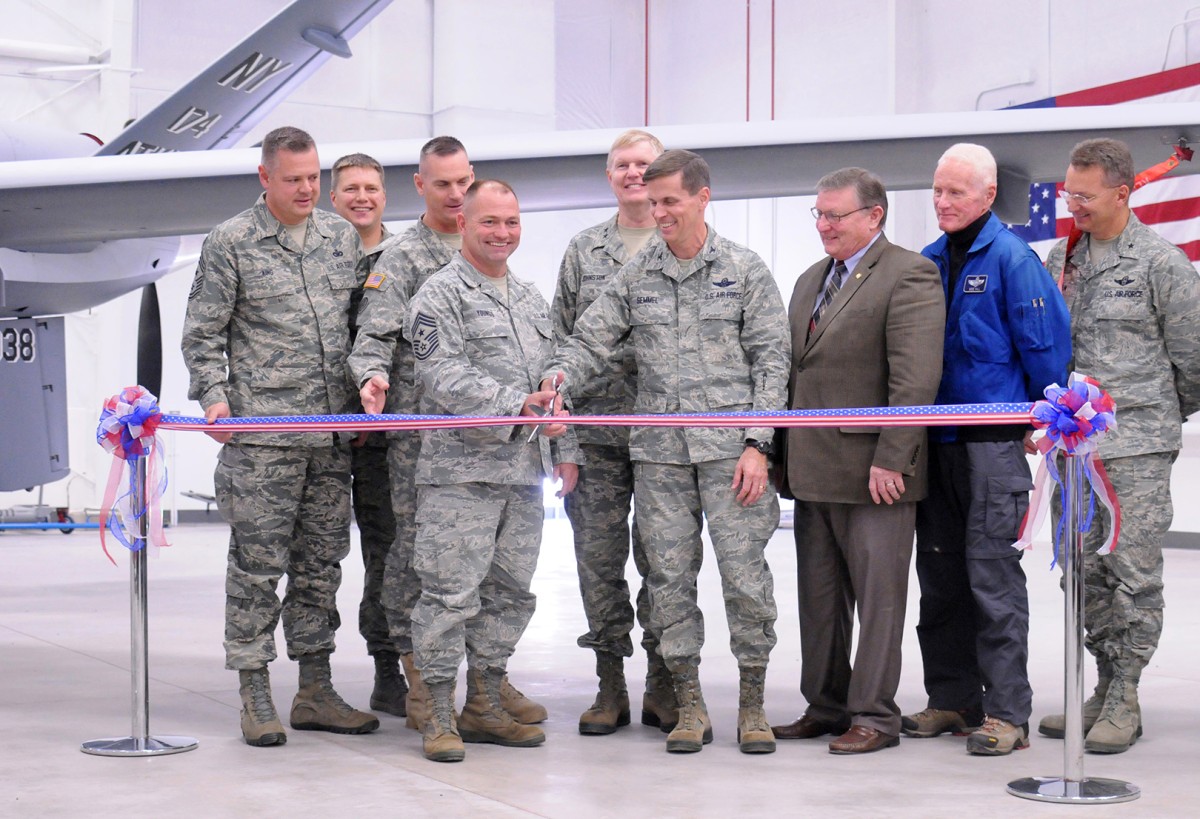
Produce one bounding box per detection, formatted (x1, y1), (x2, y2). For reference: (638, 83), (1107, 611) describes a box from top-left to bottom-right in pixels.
(810, 205), (872, 224)
(1058, 185), (1122, 206)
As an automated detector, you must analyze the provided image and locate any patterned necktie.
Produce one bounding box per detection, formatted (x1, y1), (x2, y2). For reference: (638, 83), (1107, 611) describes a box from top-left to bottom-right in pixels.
(808, 260), (848, 339)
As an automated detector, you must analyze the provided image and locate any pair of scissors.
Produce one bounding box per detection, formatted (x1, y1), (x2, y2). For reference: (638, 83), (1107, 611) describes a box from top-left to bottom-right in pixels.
(526, 378), (562, 442)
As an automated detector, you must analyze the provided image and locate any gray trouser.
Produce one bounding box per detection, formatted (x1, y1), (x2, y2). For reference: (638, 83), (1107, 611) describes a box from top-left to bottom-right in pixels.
(215, 443), (351, 669)
(633, 459), (778, 673)
(411, 482), (543, 685)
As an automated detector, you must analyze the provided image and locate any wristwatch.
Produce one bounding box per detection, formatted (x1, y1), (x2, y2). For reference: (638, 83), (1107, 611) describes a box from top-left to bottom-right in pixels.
(745, 438), (773, 457)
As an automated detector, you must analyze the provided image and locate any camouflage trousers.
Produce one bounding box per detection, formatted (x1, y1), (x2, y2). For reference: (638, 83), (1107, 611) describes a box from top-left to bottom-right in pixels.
(381, 432), (421, 653)
(1062, 451), (1176, 679)
(633, 459), (778, 673)
(351, 440), (397, 655)
(411, 482), (543, 685)
(214, 443), (351, 670)
(565, 443), (656, 659)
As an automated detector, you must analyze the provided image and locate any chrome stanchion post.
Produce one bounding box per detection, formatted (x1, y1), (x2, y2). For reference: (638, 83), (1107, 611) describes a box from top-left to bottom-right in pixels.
(82, 451), (198, 757)
(1007, 453), (1137, 803)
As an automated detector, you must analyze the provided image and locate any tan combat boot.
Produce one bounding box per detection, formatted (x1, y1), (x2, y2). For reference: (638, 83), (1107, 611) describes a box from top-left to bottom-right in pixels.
(1085, 675), (1143, 754)
(423, 680), (464, 762)
(401, 652), (432, 732)
(737, 666), (776, 754)
(290, 651), (380, 734)
(665, 664), (712, 753)
(579, 652), (631, 735)
(641, 649), (679, 733)
(500, 673), (548, 724)
(1039, 666), (1111, 738)
(459, 667), (546, 747)
(238, 667), (286, 747)
(369, 649), (408, 717)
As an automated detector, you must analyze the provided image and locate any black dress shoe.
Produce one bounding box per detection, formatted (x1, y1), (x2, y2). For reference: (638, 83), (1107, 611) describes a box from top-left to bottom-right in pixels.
(771, 714), (851, 740)
(828, 725), (900, 754)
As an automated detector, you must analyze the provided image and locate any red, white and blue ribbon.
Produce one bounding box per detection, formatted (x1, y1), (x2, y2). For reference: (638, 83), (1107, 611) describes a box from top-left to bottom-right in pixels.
(157, 401), (1036, 434)
(1013, 372), (1120, 563)
(96, 386), (169, 564)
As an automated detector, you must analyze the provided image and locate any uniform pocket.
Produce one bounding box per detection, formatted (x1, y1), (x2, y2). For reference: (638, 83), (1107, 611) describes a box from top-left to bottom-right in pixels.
(983, 474), (1033, 540)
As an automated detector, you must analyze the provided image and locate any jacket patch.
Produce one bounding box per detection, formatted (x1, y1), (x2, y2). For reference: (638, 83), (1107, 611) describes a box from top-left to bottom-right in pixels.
(364, 271), (385, 289)
(712, 277), (737, 288)
(411, 312), (439, 360)
(963, 274), (988, 293)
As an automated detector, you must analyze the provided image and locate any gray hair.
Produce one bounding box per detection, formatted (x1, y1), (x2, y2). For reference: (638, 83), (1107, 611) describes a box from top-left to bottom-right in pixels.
(816, 167), (888, 228)
(1069, 138), (1135, 191)
(937, 143), (997, 188)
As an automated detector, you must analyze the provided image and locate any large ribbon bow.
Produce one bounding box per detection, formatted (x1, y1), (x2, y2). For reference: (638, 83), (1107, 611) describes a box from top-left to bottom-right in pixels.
(96, 386), (169, 563)
(1013, 372), (1120, 564)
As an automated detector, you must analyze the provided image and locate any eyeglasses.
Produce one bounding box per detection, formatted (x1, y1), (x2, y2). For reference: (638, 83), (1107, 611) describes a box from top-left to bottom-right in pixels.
(1058, 187), (1118, 206)
(811, 206), (870, 224)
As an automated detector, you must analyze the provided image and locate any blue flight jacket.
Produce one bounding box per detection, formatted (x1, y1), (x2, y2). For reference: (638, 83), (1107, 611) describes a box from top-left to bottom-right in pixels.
(922, 213), (1072, 442)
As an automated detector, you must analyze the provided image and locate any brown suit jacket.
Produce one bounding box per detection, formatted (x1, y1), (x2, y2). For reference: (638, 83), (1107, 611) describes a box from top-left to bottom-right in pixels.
(784, 233), (945, 505)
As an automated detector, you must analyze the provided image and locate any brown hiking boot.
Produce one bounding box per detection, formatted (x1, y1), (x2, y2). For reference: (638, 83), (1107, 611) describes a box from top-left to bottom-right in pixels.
(1085, 676), (1142, 754)
(901, 707), (983, 738)
(665, 664), (712, 753)
(423, 680), (464, 762)
(401, 652), (431, 732)
(290, 652), (380, 734)
(966, 716), (1030, 755)
(500, 674), (548, 724)
(459, 668), (546, 747)
(641, 649), (678, 733)
(579, 652), (631, 735)
(238, 667), (286, 747)
(369, 650), (408, 717)
(737, 666), (775, 754)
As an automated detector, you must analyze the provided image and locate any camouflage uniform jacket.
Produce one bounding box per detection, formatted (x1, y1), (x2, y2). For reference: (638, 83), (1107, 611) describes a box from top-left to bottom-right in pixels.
(348, 218), (456, 422)
(1046, 212), (1200, 458)
(351, 224), (392, 451)
(182, 194), (362, 447)
(407, 254), (581, 485)
(552, 214), (642, 447)
(546, 225), (791, 465)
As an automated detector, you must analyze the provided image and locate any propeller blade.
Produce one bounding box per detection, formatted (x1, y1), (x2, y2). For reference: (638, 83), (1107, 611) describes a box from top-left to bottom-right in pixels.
(136, 282), (163, 398)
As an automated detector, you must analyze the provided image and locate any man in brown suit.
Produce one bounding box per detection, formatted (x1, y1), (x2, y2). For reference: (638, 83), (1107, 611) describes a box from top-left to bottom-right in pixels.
(771, 167), (945, 754)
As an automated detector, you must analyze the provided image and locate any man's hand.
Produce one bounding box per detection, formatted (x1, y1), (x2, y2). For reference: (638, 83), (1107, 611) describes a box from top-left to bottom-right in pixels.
(554, 462), (579, 497)
(868, 465), (906, 505)
(204, 402), (233, 444)
(1023, 429), (1037, 455)
(360, 374), (390, 415)
(733, 447), (770, 506)
(522, 390), (568, 438)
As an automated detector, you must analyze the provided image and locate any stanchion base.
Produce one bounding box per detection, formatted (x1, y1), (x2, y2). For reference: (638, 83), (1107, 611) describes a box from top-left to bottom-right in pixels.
(1007, 776), (1139, 804)
(81, 735), (198, 757)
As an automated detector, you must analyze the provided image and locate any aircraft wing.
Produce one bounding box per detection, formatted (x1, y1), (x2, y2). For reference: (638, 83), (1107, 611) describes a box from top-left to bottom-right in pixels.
(2, 102), (1198, 249)
(96, 0), (394, 156)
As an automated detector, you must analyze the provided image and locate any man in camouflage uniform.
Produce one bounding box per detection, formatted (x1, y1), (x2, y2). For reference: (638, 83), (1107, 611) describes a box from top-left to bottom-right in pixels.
(182, 127), (378, 747)
(552, 129), (673, 736)
(350, 138), (554, 731)
(545, 150), (789, 756)
(404, 179), (579, 762)
(329, 152), (403, 717)
(1041, 138), (1200, 754)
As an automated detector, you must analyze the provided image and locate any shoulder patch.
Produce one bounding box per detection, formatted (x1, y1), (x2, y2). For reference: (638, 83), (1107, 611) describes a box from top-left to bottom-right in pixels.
(364, 271), (386, 289)
(410, 311), (439, 360)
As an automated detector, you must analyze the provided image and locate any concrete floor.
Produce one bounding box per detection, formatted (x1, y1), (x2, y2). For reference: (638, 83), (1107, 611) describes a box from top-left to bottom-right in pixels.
(2, 519), (1196, 818)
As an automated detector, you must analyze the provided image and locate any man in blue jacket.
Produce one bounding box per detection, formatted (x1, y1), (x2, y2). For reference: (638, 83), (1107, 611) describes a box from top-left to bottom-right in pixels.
(901, 143), (1071, 756)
